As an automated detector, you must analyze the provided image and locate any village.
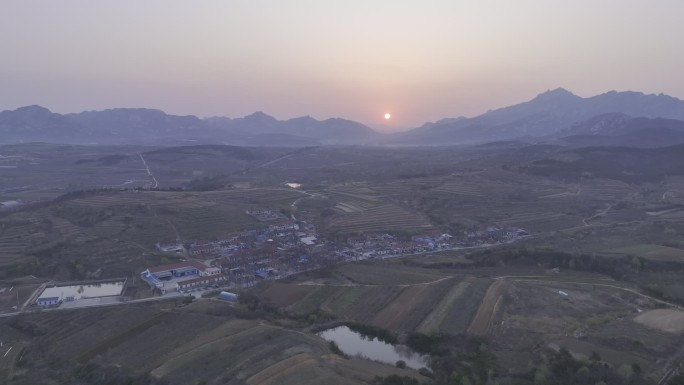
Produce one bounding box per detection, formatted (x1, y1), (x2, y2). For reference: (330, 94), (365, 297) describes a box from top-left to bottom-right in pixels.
(136, 208), (529, 299)
(25, 208), (529, 309)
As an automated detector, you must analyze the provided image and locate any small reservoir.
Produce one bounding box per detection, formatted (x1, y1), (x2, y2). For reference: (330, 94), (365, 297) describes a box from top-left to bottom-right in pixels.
(38, 280), (126, 301)
(318, 326), (429, 370)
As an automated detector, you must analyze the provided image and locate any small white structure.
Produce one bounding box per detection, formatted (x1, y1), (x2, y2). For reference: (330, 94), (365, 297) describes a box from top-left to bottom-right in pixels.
(201, 267), (221, 276)
(300, 236), (317, 246)
(156, 241), (184, 253)
(0, 200), (22, 209)
(218, 291), (239, 302)
(558, 290), (569, 296)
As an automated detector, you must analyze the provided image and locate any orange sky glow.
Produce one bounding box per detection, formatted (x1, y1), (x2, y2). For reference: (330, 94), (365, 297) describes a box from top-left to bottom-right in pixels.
(1, 1), (683, 129)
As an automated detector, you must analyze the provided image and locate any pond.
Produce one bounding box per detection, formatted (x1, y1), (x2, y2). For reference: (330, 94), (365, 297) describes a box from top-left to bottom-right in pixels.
(39, 280), (126, 300)
(318, 326), (430, 370)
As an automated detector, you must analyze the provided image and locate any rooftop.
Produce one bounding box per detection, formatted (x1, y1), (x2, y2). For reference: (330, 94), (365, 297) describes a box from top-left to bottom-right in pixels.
(147, 260), (208, 274)
(37, 297), (60, 302)
(177, 274), (224, 286)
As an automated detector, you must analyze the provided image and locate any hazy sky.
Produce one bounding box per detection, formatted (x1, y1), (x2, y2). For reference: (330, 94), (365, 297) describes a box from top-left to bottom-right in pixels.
(2, 1), (683, 128)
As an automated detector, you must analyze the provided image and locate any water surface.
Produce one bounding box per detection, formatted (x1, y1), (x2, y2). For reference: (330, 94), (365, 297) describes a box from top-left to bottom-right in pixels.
(318, 326), (429, 370)
(39, 281), (125, 300)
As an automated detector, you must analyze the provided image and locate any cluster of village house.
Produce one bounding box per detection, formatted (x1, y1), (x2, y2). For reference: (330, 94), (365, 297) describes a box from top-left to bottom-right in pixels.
(140, 213), (528, 293)
(341, 226), (528, 259)
(141, 217), (320, 292)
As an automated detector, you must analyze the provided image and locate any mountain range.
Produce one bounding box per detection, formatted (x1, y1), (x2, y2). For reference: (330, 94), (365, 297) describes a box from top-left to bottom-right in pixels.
(3, 88), (684, 147)
(394, 88), (684, 145)
(0, 106), (378, 146)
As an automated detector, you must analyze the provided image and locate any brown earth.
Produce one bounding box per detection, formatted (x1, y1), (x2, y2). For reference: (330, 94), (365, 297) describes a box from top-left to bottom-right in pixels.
(634, 309), (684, 333)
(467, 279), (509, 336)
(370, 284), (431, 330)
(246, 353), (316, 385)
(260, 283), (317, 307)
(370, 277), (452, 331)
(418, 276), (475, 333)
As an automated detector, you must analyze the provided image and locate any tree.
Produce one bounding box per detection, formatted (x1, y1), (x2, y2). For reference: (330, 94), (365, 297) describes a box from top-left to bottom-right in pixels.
(590, 351), (601, 364)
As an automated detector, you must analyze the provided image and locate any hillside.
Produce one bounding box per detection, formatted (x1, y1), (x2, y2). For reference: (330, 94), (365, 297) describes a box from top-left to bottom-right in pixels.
(521, 144), (684, 183)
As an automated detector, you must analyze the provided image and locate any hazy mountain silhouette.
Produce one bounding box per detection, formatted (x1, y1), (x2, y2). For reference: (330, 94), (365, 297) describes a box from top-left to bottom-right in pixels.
(550, 114), (684, 148)
(0, 105), (88, 143)
(0, 107), (377, 146)
(207, 112), (377, 143)
(396, 88), (684, 144)
(3, 88), (684, 146)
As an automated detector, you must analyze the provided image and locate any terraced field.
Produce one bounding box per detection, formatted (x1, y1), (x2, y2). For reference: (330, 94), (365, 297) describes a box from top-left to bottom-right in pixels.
(207, 188), (303, 206)
(0, 300), (426, 385)
(327, 204), (433, 235)
(418, 276), (474, 333)
(439, 278), (493, 335)
(259, 282), (319, 307)
(0, 221), (35, 262)
(336, 263), (447, 285)
(467, 279), (510, 336)
(336, 286), (404, 323)
(431, 180), (485, 196)
(371, 176), (448, 195)
(266, 263), (478, 333)
(289, 286), (343, 315)
(0, 188), (300, 278)
(494, 210), (582, 232)
(601, 244), (684, 262)
(578, 178), (636, 199)
(370, 277), (455, 331)
(321, 286), (371, 315)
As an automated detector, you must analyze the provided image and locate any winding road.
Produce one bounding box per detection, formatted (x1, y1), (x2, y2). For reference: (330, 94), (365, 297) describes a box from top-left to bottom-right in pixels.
(139, 153), (159, 188)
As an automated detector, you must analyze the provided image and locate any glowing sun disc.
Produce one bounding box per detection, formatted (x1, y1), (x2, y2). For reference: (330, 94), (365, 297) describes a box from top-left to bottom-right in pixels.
(384, 113), (391, 120)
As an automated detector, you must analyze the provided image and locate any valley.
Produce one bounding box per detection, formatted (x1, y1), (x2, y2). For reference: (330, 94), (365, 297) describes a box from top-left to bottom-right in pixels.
(1, 140), (683, 385)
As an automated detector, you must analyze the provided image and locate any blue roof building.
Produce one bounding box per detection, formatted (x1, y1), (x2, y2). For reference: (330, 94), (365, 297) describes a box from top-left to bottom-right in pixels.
(36, 297), (60, 307)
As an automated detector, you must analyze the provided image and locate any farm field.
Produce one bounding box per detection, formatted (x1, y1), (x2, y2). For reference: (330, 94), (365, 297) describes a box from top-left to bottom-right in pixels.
(493, 279), (684, 376)
(259, 263), (480, 333)
(335, 263), (447, 285)
(0, 187), (310, 281)
(634, 309), (684, 333)
(259, 282), (318, 308)
(600, 244), (684, 262)
(550, 338), (652, 370)
(249, 261), (684, 381)
(467, 279), (509, 336)
(326, 204), (433, 235)
(0, 300), (428, 385)
(0, 280), (42, 313)
(264, 262), (500, 335)
(370, 277), (455, 331)
(438, 278), (492, 335)
(417, 276), (475, 333)
(0, 144), (158, 202)
(2, 142), (684, 384)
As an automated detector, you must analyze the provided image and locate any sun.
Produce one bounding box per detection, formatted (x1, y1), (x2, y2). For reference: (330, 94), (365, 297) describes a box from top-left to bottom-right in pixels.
(384, 112), (391, 120)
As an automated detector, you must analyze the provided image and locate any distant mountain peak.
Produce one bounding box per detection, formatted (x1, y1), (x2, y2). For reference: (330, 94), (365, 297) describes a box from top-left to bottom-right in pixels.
(287, 115), (317, 123)
(399, 88), (684, 145)
(533, 87), (577, 101)
(245, 111), (275, 120)
(13, 105), (53, 115)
